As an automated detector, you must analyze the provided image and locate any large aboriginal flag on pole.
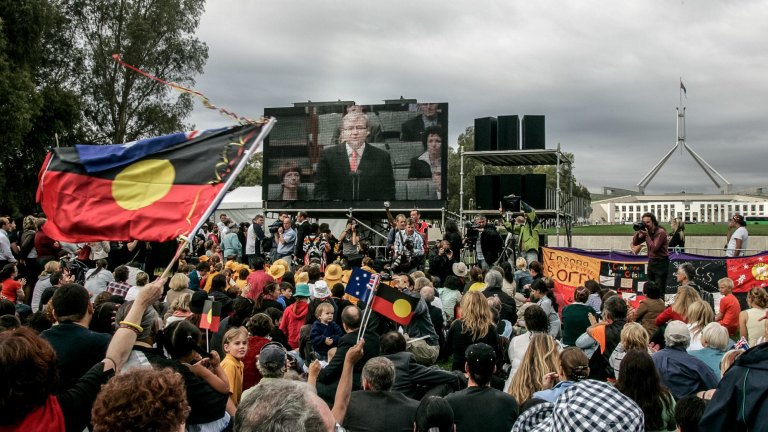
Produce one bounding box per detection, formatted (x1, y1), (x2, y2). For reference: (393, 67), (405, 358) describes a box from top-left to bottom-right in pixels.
(37, 122), (274, 242)
(371, 284), (420, 326)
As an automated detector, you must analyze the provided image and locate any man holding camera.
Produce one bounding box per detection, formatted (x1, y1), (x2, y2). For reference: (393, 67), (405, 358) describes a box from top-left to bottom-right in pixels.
(393, 218), (425, 273)
(428, 240), (453, 285)
(467, 215), (503, 270)
(631, 212), (669, 290)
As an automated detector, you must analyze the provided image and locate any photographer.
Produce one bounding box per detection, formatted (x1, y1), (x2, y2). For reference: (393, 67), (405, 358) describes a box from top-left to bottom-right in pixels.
(267, 212), (290, 262)
(466, 215), (502, 270)
(630, 212), (669, 290)
(428, 240), (453, 285)
(500, 200), (541, 265)
(393, 218), (425, 273)
(339, 218), (362, 267)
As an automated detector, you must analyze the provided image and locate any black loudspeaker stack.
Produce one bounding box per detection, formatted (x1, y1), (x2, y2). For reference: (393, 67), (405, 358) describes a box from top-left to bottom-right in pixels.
(475, 174), (546, 211)
(474, 117), (497, 151)
(497, 115), (519, 150)
(522, 115), (545, 150)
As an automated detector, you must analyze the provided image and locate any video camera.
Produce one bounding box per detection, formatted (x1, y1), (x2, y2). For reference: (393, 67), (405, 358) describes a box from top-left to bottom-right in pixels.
(501, 194), (521, 213)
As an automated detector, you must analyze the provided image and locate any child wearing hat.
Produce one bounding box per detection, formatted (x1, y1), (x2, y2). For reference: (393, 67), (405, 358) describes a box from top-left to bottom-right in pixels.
(280, 283), (310, 349)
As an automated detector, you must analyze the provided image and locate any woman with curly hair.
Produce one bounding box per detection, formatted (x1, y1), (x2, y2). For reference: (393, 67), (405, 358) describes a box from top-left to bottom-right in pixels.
(507, 333), (559, 404)
(92, 367), (189, 432)
(445, 291), (499, 371)
(0, 280), (162, 432)
(615, 349), (676, 431)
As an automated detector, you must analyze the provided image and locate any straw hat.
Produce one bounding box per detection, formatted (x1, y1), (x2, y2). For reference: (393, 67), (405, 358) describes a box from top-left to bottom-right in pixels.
(452, 262), (469, 277)
(295, 271), (309, 284)
(273, 259), (290, 272)
(267, 264), (285, 280)
(324, 264), (343, 285)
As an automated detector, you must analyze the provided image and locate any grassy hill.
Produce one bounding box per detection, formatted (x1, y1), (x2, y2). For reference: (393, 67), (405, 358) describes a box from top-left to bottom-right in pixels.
(543, 223), (768, 236)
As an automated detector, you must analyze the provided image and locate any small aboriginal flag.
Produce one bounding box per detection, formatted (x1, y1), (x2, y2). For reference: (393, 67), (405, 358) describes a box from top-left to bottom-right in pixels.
(200, 300), (222, 332)
(36, 124), (264, 242)
(371, 284), (420, 326)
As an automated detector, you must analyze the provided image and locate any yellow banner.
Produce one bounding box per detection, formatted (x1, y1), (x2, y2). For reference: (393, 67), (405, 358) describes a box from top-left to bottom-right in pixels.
(541, 247), (601, 287)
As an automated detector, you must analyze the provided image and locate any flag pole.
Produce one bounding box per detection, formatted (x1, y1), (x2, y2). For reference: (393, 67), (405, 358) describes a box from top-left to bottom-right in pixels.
(357, 275), (381, 342)
(156, 118), (276, 280)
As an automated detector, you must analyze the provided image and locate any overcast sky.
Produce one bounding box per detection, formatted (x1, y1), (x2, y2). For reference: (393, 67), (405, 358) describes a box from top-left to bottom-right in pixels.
(188, 0), (768, 195)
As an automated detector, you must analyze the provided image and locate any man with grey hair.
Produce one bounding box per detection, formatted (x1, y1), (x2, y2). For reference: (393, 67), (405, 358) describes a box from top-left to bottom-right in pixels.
(482, 269), (516, 322)
(343, 356), (419, 432)
(235, 379), (336, 432)
(314, 111), (395, 200)
(651, 320), (718, 399)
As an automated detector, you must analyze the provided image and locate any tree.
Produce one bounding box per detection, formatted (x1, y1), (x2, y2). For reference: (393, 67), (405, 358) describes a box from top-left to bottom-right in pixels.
(446, 126), (591, 215)
(230, 152), (263, 190)
(0, 0), (85, 214)
(55, 0), (208, 144)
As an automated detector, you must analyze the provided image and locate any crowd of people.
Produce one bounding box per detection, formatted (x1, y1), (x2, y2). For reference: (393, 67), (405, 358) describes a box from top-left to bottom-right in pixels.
(0, 210), (766, 431)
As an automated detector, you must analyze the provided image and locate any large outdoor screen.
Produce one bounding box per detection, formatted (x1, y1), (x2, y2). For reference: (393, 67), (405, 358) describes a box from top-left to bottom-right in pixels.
(262, 102), (448, 210)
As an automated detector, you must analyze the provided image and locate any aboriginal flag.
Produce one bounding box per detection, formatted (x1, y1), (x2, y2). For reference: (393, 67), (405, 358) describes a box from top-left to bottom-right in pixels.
(37, 124), (263, 242)
(371, 284), (420, 326)
(200, 300), (222, 332)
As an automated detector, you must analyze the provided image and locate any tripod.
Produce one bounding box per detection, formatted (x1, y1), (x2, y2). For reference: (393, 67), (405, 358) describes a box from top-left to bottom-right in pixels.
(495, 232), (518, 266)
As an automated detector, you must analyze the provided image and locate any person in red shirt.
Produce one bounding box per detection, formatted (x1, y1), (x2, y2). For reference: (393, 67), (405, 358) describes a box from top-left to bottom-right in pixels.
(0, 264), (25, 303)
(716, 277), (741, 336)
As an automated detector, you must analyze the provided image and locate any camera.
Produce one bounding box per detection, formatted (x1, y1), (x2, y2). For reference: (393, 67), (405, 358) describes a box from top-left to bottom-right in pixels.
(404, 239), (414, 251)
(632, 221), (645, 231)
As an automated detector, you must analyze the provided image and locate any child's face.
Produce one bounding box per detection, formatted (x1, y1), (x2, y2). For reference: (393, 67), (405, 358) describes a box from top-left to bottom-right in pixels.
(719, 283), (732, 296)
(319, 309), (334, 324)
(282, 288), (293, 299)
(224, 335), (248, 360)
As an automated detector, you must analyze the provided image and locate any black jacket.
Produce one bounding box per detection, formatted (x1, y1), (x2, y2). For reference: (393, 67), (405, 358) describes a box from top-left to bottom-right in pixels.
(314, 143), (395, 201)
(699, 343), (768, 431)
(317, 328), (380, 405)
(467, 225), (503, 265)
(482, 286), (517, 323)
(385, 351), (458, 399)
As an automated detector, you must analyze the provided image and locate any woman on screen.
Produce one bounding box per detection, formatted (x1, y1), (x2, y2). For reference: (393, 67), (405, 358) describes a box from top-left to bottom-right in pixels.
(408, 126), (443, 199)
(269, 162), (309, 201)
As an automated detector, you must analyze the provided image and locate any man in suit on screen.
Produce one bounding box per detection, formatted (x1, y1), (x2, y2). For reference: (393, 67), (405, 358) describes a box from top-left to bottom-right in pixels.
(314, 111), (395, 201)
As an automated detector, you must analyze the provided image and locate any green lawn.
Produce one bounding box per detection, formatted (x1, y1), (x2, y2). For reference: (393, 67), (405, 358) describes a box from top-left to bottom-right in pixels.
(543, 223), (768, 236)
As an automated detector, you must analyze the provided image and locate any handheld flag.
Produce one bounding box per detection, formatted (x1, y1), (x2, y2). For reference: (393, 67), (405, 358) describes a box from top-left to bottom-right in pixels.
(344, 267), (379, 303)
(734, 336), (750, 351)
(371, 284), (420, 326)
(37, 123), (268, 242)
(200, 300), (222, 332)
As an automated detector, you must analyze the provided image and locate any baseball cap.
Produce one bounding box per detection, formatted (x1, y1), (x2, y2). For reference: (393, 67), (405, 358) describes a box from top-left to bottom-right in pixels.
(259, 342), (287, 367)
(664, 320), (690, 342)
(465, 343), (496, 368)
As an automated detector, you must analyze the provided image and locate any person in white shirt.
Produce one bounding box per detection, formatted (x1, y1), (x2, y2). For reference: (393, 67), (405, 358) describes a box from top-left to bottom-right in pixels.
(726, 214), (749, 257)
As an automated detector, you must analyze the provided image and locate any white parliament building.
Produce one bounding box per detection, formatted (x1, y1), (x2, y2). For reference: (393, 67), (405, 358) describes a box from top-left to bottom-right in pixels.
(591, 193), (768, 224)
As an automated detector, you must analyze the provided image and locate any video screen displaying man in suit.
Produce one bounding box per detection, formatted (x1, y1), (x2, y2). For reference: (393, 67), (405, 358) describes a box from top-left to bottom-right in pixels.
(261, 101), (448, 208)
(314, 112), (395, 201)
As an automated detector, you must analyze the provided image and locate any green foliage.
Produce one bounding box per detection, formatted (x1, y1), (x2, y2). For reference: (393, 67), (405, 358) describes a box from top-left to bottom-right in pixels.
(230, 152), (263, 190)
(55, 0), (208, 143)
(446, 126), (591, 214)
(0, 0), (85, 213)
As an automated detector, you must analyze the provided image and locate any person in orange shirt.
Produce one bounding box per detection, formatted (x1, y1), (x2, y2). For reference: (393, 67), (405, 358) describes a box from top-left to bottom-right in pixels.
(716, 277), (741, 336)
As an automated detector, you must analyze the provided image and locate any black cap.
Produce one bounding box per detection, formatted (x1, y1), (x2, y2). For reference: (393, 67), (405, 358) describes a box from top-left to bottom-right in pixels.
(465, 343), (496, 367)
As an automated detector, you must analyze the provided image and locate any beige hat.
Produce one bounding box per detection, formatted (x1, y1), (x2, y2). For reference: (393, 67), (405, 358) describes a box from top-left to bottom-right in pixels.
(295, 271), (309, 284)
(452, 262), (469, 277)
(324, 264), (343, 285)
(267, 264), (285, 280)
